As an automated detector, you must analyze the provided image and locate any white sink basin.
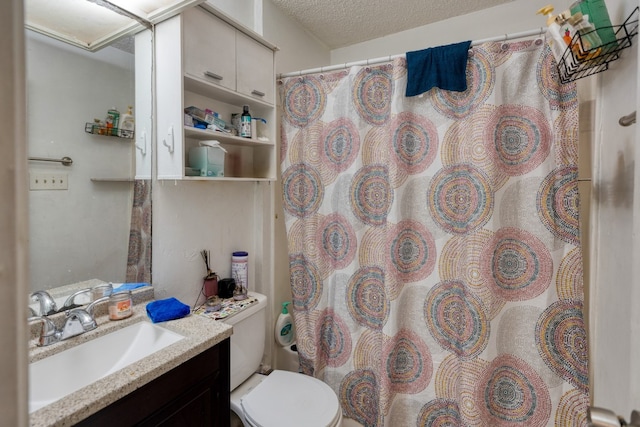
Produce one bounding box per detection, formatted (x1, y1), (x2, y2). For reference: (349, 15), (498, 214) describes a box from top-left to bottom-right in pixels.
(29, 321), (184, 413)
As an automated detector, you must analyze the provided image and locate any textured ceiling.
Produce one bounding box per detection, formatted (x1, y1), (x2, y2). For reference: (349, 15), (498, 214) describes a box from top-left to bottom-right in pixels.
(270, 0), (514, 49)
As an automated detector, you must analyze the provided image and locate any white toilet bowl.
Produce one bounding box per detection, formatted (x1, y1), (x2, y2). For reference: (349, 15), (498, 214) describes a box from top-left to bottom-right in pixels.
(223, 292), (342, 427)
(230, 370), (342, 427)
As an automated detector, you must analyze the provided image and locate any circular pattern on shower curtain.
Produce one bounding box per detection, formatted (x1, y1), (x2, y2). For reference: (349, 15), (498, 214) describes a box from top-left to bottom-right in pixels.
(536, 300), (589, 392)
(480, 227), (553, 301)
(537, 45), (579, 110)
(429, 48), (495, 119)
(350, 164), (393, 226)
(346, 266), (389, 330)
(483, 104), (551, 176)
(382, 329), (433, 394)
(424, 280), (490, 359)
(428, 164), (494, 235)
(340, 369), (380, 427)
(289, 253), (322, 311)
(281, 163), (325, 218)
(555, 388), (589, 427)
(417, 399), (461, 426)
(316, 213), (357, 271)
(319, 118), (360, 175)
(390, 111), (438, 174)
(315, 308), (352, 367)
(537, 166), (580, 246)
(282, 75), (327, 127)
(386, 219), (436, 283)
(475, 354), (552, 426)
(352, 65), (392, 126)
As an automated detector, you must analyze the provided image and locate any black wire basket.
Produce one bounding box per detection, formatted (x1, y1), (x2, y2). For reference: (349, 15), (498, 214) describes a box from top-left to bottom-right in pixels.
(557, 7), (639, 83)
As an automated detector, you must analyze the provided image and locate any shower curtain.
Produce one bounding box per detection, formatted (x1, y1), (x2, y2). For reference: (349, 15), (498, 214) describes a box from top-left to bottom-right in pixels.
(126, 180), (152, 283)
(279, 40), (588, 427)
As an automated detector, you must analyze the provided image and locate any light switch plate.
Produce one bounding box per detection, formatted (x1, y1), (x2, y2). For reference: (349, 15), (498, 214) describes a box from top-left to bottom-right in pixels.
(30, 173), (68, 190)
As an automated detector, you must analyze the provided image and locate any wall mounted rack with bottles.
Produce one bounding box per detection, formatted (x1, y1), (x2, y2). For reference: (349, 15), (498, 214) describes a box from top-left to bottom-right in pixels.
(557, 7), (638, 83)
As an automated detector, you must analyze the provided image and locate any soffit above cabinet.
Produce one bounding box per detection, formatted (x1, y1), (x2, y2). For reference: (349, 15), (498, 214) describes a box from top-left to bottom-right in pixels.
(25, 0), (205, 52)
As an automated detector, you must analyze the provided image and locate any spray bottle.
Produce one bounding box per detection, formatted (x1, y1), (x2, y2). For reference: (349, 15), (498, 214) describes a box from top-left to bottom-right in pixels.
(275, 302), (294, 346)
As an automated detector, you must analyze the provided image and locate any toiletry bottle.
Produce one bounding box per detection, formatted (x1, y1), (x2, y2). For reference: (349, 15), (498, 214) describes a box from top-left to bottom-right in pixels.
(275, 302), (294, 346)
(240, 105), (252, 138)
(537, 5), (570, 65)
(568, 12), (603, 61)
(106, 107), (120, 136)
(119, 105), (135, 138)
(570, 0), (616, 48)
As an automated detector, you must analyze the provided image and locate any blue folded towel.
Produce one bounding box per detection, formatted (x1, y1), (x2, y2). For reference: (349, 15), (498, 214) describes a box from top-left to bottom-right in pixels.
(113, 282), (150, 292)
(405, 40), (472, 97)
(146, 298), (191, 323)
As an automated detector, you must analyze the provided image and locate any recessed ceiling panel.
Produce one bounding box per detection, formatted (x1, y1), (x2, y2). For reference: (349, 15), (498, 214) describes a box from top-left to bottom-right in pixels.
(25, 0), (204, 52)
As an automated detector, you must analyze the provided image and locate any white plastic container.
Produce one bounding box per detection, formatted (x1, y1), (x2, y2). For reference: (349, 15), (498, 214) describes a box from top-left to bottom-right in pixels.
(188, 140), (227, 177)
(275, 301), (294, 346)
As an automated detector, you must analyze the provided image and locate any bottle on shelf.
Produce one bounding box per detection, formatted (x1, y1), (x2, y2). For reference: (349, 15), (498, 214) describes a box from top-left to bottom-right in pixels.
(106, 107), (120, 137)
(537, 5), (571, 65)
(240, 105), (252, 138)
(569, 0), (617, 49)
(119, 106), (135, 138)
(568, 12), (603, 61)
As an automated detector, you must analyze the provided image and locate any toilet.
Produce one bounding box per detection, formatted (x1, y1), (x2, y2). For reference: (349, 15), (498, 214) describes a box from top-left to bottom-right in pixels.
(223, 292), (343, 427)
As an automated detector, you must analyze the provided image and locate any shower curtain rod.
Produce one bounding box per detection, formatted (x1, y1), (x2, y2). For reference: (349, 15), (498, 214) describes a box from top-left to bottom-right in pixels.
(277, 27), (547, 79)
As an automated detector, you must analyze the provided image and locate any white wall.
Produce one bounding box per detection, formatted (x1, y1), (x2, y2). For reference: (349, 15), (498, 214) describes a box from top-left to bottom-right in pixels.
(205, 0), (258, 33)
(331, 0), (564, 64)
(26, 32), (135, 291)
(589, 0), (639, 416)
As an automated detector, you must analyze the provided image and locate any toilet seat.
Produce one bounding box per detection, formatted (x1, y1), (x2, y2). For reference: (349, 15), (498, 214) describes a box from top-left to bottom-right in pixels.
(240, 370), (342, 427)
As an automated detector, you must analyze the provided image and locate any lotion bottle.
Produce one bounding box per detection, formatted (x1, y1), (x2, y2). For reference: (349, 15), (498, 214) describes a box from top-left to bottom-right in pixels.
(537, 5), (569, 65)
(275, 302), (294, 346)
(119, 106), (135, 138)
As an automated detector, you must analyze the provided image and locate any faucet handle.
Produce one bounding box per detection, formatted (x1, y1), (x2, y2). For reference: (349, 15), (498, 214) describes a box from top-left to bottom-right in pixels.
(28, 316), (60, 346)
(62, 288), (91, 309)
(31, 291), (58, 316)
(66, 308), (97, 332)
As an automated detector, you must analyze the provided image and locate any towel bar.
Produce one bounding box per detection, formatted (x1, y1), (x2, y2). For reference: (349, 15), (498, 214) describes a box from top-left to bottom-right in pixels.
(28, 156), (73, 166)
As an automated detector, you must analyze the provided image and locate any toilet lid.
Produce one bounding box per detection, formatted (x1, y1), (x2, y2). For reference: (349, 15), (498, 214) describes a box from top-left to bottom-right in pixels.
(241, 370), (341, 427)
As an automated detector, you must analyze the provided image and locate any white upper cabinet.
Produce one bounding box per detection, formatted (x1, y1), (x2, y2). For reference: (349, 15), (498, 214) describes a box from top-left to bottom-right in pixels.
(155, 5), (277, 181)
(236, 32), (275, 104)
(183, 7), (237, 92)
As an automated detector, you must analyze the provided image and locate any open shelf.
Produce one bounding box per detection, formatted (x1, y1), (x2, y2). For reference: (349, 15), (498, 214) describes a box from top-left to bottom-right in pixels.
(557, 7), (639, 83)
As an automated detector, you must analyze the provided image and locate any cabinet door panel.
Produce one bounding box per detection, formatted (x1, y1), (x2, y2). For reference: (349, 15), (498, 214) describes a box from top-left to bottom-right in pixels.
(236, 32), (274, 104)
(183, 7), (236, 91)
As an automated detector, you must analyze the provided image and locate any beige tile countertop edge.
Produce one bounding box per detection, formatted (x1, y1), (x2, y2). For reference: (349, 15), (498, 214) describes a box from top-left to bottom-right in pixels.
(29, 304), (232, 427)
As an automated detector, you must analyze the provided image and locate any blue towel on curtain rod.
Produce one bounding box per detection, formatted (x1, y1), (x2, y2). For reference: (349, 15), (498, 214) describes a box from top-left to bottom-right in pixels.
(405, 40), (472, 97)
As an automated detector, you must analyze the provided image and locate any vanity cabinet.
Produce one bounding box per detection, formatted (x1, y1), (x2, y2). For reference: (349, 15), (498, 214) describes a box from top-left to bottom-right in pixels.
(75, 338), (230, 427)
(156, 5), (277, 181)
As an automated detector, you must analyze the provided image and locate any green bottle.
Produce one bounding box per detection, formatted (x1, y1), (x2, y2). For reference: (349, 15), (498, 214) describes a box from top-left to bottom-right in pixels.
(570, 0), (617, 48)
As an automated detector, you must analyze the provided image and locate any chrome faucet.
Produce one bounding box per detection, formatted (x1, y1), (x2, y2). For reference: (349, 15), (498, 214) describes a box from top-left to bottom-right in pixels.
(28, 308), (98, 347)
(30, 290), (58, 316)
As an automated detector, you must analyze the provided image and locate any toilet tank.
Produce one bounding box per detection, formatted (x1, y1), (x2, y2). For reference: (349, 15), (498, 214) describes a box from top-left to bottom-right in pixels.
(222, 292), (267, 391)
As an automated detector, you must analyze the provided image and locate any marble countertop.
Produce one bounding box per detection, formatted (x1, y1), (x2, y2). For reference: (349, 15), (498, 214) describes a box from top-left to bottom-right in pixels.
(28, 302), (233, 427)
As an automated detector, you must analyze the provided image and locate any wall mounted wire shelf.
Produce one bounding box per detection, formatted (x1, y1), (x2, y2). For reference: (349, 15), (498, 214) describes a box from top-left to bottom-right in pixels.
(85, 122), (134, 139)
(557, 7), (639, 83)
